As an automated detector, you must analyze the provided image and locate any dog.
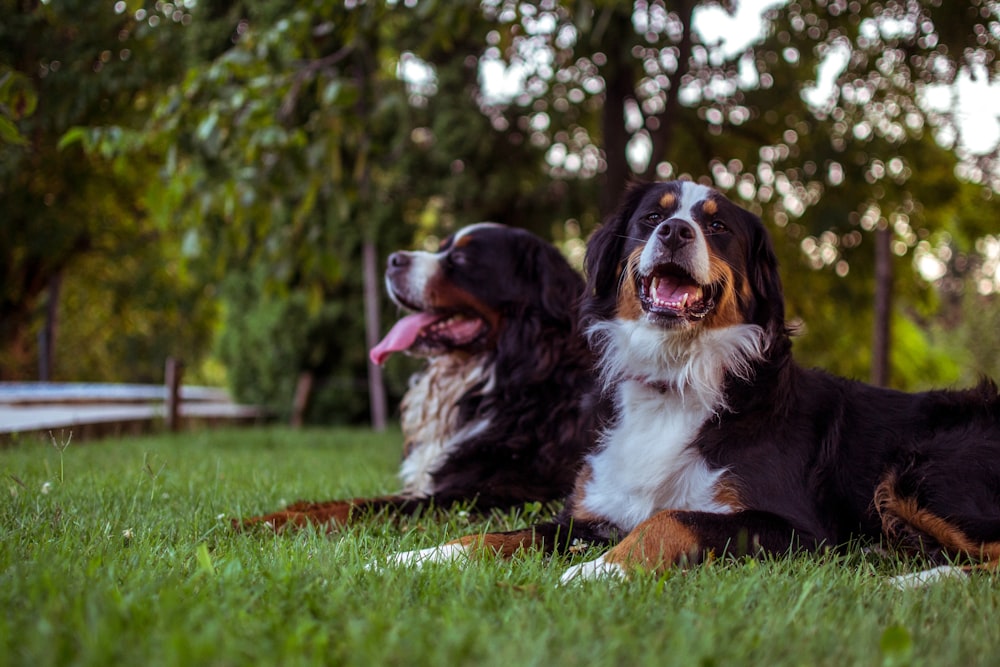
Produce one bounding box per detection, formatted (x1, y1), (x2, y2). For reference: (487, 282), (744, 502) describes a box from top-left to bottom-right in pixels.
(381, 180), (1000, 585)
(237, 223), (594, 531)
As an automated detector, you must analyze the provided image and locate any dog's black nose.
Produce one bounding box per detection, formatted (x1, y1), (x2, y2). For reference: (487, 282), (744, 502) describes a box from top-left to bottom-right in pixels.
(656, 219), (696, 250)
(388, 251), (411, 269)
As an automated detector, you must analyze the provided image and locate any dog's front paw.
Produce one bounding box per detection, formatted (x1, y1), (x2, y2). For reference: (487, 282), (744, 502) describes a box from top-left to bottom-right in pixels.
(559, 555), (626, 585)
(367, 543), (470, 572)
(888, 565), (969, 589)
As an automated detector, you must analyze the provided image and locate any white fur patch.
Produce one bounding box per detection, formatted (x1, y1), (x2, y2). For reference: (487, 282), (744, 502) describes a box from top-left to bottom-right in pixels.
(453, 221), (505, 239)
(638, 183), (714, 283)
(675, 182), (715, 220)
(587, 319), (765, 412)
(369, 543), (470, 571)
(558, 555), (627, 585)
(387, 251), (438, 309)
(888, 566), (969, 589)
(387, 222), (504, 309)
(398, 355), (494, 496)
(580, 321), (765, 533)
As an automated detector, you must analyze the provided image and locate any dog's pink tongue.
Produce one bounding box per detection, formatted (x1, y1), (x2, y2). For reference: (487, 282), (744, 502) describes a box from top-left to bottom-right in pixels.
(655, 278), (701, 306)
(369, 312), (439, 365)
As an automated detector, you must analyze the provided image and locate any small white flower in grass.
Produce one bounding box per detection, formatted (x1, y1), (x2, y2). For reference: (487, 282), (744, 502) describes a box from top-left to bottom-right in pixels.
(216, 513), (226, 521)
(122, 528), (134, 541)
(41, 481), (52, 495)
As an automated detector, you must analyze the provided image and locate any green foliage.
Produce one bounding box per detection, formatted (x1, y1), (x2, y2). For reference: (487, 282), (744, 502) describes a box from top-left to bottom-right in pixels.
(0, 66), (36, 145)
(481, 0), (1000, 388)
(0, 0), (211, 379)
(215, 269), (414, 424)
(4, 428), (1000, 666)
(4, 0), (1000, 400)
(962, 297), (1000, 383)
(54, 242), (219, 384)
(215, 272), (316, 422)
(141, 0), (594, 416)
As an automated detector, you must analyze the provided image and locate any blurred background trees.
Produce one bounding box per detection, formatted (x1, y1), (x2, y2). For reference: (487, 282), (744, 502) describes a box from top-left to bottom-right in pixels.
(2, 0), (999, 424)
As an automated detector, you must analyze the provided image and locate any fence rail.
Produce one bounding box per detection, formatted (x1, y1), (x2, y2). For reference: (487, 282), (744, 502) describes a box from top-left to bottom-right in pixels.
(0, 382), (266, 443)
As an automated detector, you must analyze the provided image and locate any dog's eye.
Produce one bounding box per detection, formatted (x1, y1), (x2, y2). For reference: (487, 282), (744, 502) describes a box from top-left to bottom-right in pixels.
(447, 251), (469, 268)
(708, 220), (728, 234)
(645, 212), (664, 225)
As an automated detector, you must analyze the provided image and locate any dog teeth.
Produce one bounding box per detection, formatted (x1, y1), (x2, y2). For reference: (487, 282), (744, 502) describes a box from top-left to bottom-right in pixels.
(648, 279), (703, 309)
(429, 315), (462, 331)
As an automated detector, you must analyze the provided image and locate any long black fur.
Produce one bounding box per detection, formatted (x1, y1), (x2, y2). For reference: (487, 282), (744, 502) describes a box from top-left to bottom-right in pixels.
(579, 181), (1000, 567)
(237, 224), (596, 531)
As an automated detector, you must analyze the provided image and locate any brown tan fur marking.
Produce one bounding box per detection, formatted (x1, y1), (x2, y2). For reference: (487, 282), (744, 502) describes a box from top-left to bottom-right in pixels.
(712, 478), (745, 512)
(615, 248), (644, 321)
(875, 475), (1000, 562)
(602, 511), (703, 573)
(236, 500), (355, 532)
(701, 256), (745, 330)
(658, 192), (676, 209)
(564, 464), (608, 523)
(449, 529), (548, 558)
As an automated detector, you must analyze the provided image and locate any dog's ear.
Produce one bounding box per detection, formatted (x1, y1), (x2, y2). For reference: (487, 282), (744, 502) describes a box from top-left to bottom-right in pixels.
(529, 239), (584, 330)
(583, 182), (651, 323)
(745, 210), (786, 335)
(485, 235), (585, 389)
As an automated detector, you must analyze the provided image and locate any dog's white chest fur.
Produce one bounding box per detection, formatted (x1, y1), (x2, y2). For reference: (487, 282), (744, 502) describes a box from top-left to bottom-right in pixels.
(398, 354), (493, 496)
(581, 382), (728, 532)
(580, 320), (765, 532)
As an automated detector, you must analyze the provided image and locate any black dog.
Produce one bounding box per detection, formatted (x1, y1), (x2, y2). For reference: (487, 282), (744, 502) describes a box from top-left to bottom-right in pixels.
(382, 182), (1000, 586)
(239, 223), (594, 531)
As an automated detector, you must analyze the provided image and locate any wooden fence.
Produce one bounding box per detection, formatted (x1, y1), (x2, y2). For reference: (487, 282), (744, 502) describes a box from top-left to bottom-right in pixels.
(0, 368), (265, 443)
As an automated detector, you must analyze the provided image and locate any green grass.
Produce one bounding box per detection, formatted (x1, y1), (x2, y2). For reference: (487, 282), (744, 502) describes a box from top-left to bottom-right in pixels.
(2, 427), (998, 667)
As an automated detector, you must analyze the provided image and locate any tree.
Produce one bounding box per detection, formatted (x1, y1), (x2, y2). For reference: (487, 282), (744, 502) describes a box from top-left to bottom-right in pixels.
(0, 0), (206, 380)
(479, 0), (1000, 386)
(137, 0), (598, 422)
(15, 0), (996, 419)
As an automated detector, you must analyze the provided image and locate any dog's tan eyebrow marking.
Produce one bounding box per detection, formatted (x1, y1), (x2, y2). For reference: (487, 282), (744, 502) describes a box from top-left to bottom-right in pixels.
(659, 192), (676, 209)
(702, 198), (718, 216)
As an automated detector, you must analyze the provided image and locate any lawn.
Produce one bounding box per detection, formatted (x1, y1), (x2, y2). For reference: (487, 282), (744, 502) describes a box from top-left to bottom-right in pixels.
(1, 427), (997, 667)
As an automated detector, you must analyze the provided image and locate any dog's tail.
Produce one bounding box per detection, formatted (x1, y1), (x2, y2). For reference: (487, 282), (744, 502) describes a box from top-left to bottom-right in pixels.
(876, 472), (1000, 588)
(875, 471), (1000, 563)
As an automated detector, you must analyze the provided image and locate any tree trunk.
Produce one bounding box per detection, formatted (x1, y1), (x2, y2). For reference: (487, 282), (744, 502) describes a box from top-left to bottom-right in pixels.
(597, 1), (697, 215)
(363, 240), (387, 431)
(353, 36), (388, 432)
(290, 370), (314, 428)
(38, 272), (62, 381)
(871, 226), (892, 387)
(599, 8), (634, 217)
(641, 0), (696, 180)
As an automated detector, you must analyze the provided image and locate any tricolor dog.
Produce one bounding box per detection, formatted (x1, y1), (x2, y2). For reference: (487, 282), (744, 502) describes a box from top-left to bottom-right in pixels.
(238, 223), (594, 531)
(382, 181), (1000, 585)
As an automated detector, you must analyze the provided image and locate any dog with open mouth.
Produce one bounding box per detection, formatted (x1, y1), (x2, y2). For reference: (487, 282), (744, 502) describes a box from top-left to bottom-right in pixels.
(379, 181), (1000, 586)
(236, 223), (595, 531)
